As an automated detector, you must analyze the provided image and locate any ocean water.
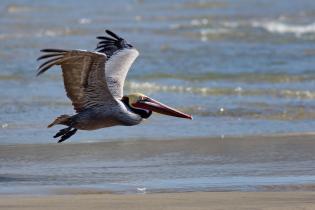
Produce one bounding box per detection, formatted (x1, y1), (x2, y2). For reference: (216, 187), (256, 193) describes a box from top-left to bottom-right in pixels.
(0, 0), (315, 194)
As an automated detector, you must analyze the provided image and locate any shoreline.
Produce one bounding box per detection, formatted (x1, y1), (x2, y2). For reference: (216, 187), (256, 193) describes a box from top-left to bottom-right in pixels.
(1, 182), (315, 197)
(2, 131), (315, 147)
(1, 191), (315, 210)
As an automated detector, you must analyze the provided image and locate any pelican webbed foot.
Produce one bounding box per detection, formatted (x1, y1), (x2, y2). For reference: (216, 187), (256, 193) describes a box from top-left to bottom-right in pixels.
(54, 127), (78, 143)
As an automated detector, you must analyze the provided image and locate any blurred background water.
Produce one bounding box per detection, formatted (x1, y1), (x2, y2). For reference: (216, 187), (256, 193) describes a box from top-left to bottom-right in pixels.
(1, 0), (315, 144)
(0, 0), (315, 194)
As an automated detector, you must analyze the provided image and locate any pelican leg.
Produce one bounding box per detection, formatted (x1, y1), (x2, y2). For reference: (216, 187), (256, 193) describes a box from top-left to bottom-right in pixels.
(53, 126), (78, 143)
(54, 127), (72, 138)
(57, 128), (78, 143)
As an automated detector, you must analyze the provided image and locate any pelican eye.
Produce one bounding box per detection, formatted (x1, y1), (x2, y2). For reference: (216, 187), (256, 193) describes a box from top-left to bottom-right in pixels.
(139, 97), (149, 102)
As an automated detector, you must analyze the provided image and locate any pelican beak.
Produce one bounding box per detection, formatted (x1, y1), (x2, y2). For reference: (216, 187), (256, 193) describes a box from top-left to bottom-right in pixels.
(132, 97), (193, 120)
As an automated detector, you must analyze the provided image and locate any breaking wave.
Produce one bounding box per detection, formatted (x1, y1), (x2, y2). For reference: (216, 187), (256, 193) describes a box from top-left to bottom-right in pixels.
(170, 17), (315, 41)
(126, 81), (315, 99)
(251, 21), (315, 36)
(179, 104), (315, 121)
(134, 72), (315, 83)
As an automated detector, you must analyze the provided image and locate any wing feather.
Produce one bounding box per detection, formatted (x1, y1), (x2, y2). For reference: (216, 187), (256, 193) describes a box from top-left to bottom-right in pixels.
(95, 30), (139, 99)
(37, 53), (64, 61)
(37, 49), (116, 112)
(104, 48), (139, 98)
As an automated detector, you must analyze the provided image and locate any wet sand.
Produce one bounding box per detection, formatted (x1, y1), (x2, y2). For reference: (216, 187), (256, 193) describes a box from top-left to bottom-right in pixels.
(1, 133), (315, 194)
(1, 191), (315, 210)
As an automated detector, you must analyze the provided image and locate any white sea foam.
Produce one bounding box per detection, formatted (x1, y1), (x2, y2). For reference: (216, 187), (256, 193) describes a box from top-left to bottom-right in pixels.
(191, 18), (209, 26)
(1, 123), (8, 129)
(78, 18), (91, 24)
(126, 81), (315, 99)
(221, 20), (315, 37)
(170, 18), (315, 38)
(251, 21), (315, 36)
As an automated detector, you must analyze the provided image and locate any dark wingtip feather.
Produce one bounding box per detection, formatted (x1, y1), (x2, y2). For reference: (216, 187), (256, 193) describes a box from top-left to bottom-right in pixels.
(95, 30), (129, 55)
(36, 69), (46, 76)
(38, 57), (62, 69)
(36, 54), (64, 76)
(36, 63), (55, 76)
(36, 49), (69, 76)
(105, 30), (122, 40)
(96, 36), (116, 41)
(36, 71), (43, 77)
(40, 49), (68, 53)
(97, 40), (116, 45)
(37, 53), (64, 61)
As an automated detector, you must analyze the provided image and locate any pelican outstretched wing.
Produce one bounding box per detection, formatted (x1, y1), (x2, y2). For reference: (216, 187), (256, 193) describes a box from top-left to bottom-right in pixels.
(95, 30), (139, 99)
(37, 49), (116, 112)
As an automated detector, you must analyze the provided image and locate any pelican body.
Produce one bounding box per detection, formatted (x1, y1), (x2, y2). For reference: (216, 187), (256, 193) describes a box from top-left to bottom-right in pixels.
(37, 30), (192, 143)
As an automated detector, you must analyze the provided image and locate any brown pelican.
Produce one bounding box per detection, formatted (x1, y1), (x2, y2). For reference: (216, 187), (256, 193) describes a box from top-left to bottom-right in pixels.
(37, 30), (192, 143)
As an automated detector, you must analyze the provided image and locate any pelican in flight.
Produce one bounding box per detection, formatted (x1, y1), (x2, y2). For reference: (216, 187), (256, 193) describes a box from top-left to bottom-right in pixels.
(37, 30), (192, 143)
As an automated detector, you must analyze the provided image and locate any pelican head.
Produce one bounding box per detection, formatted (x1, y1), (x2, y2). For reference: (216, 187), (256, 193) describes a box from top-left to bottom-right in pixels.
(122, 93), (192, 120)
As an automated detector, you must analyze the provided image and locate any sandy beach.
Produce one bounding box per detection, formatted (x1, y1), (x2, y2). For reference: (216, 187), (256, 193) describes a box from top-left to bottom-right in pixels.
(1, 191), (315, 210)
